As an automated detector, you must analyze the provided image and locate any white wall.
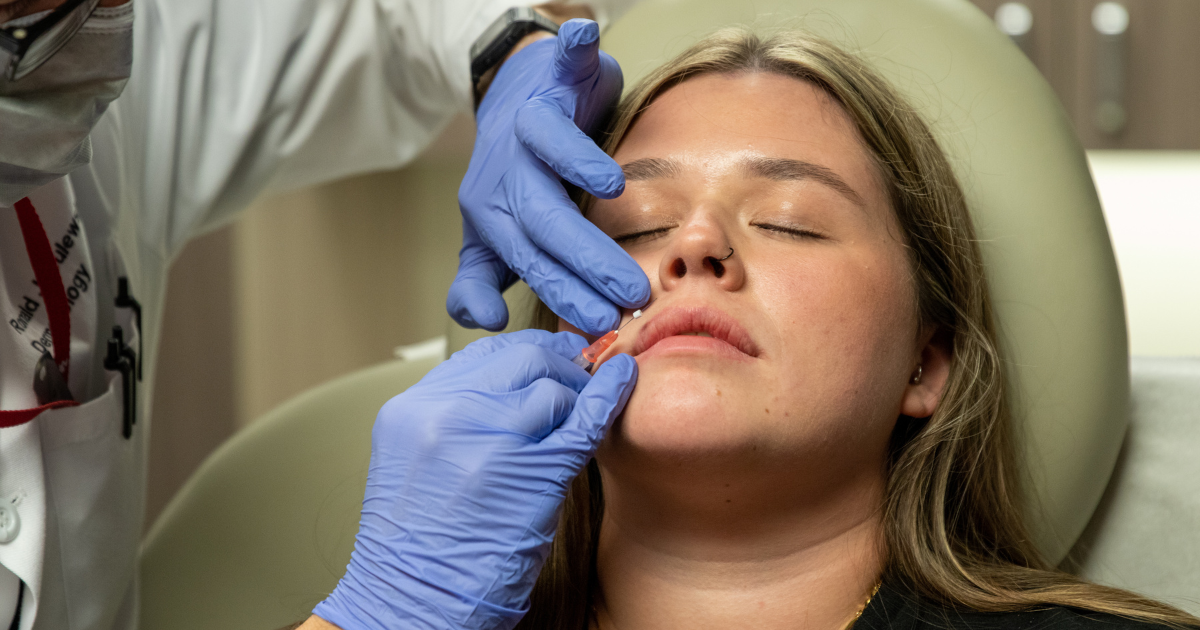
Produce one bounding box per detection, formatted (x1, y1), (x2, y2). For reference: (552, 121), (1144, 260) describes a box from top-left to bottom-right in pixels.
(1089, 151), (1200, 357)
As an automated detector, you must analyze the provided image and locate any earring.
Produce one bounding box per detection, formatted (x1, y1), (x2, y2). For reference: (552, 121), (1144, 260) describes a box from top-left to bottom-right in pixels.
(910, 364), (923, 385)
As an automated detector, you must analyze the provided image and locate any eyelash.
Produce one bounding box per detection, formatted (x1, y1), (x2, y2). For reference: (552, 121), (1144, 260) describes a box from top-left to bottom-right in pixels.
(613, 223), (825, 244)
(751, 222), (826, 240)
(613, 226), (674, 245)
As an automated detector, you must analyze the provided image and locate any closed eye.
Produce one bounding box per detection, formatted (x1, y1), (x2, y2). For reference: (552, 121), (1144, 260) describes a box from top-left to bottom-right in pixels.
(752, 221), (827, 240)
(613, 225), (675, 245)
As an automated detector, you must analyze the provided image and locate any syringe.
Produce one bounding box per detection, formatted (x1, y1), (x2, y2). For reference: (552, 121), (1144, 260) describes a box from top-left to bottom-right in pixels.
(572, 300), (655, 371)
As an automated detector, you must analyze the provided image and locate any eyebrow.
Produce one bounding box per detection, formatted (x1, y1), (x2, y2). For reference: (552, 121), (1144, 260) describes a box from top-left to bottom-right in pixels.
(621, 156), (863, 205)
(621, 157), (683, 181)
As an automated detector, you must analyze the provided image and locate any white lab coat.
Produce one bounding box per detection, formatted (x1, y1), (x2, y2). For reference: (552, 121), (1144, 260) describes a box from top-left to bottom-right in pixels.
(0, 0), (637, 628)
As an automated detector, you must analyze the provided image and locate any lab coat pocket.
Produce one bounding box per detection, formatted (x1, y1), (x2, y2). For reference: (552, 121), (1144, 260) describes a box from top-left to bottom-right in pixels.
(38, 369), (125, 448)
(36, 344), (144, 630)
(39, 304), (140, 447)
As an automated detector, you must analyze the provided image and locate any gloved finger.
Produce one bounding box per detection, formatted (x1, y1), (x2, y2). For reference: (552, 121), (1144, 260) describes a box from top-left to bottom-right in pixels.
(476, 342), (592, 393)
(452, 330), (587, 366)
(447, 222), (518, 331)
(552, 19), (602, 83)
(464, 191), (629, 333)
(515, 98), (624, 199)
(487, 377), (578, 440)
(548, 353), (638, 452)
(509, 181), (650, 312)
(522, 254), (622, 335)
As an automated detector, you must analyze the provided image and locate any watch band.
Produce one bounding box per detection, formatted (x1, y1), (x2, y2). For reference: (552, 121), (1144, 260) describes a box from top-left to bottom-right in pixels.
(470, 7), (560, 108)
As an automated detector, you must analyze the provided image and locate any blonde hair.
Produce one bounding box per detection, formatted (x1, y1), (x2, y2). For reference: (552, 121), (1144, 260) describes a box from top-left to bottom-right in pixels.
(519, 28), (1197, 630)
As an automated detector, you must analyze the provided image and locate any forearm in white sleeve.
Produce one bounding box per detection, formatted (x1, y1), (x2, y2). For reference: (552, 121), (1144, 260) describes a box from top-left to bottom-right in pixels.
(114, 0), (511, 257)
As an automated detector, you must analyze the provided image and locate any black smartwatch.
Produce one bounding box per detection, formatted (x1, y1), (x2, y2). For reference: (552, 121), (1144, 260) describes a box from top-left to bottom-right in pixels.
(470, 7), (560, 109)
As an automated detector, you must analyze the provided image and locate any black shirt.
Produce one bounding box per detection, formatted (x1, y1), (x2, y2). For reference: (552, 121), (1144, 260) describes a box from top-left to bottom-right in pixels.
(856, 581), (1175, 630)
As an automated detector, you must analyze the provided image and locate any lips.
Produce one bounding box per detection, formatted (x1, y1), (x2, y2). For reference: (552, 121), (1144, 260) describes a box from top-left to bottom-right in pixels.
(631, 305), (760, 358)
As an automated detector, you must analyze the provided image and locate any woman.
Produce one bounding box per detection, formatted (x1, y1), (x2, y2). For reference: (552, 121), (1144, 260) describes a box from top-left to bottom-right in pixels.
(520, 28), (1199, 630)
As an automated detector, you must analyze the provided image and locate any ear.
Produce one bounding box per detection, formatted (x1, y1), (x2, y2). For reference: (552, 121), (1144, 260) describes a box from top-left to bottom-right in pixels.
(900, 326), (951, 419)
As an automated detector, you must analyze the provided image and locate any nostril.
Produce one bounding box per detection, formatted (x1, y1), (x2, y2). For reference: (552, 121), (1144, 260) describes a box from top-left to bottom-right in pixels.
(672, 258), (687, 278)
(706, 257), (726, 278)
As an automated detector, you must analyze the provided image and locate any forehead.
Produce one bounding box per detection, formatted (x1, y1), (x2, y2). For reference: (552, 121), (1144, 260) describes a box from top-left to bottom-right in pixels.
(614, 72), (884, 203)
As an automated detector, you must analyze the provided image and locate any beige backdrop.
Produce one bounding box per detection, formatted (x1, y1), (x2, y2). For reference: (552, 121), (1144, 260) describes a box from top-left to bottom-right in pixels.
(146, 116), (474, 529)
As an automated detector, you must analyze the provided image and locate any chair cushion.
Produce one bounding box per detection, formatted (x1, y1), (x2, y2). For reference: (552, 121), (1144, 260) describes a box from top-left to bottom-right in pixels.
(1065, 357), (1200, 615)
(140, 356), (442, 630)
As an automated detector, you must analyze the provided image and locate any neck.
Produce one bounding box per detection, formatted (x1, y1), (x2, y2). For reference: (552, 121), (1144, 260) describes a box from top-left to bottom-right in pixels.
(592, 455), (885, 630)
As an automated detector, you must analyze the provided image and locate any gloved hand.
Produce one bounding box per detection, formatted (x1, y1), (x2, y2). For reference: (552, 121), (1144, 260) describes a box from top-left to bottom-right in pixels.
(313, 330), (638, 630)
(448, 19), (651, 336)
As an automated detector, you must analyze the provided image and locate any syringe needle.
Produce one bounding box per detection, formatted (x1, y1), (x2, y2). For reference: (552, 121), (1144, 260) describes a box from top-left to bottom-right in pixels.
(617, 298), (656, 331)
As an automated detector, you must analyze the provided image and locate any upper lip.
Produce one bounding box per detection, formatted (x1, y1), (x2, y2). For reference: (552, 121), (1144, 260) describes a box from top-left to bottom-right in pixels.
(630, 305), (760, 358)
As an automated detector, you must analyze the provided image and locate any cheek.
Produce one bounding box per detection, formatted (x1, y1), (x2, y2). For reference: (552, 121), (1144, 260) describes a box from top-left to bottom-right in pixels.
(758, 245), (917, 406)
(629, 249), (661, 284)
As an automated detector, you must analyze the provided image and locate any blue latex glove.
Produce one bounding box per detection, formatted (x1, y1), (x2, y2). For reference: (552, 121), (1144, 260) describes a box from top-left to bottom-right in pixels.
(314, 330), (638, 630)
(448, 19), (651, 336)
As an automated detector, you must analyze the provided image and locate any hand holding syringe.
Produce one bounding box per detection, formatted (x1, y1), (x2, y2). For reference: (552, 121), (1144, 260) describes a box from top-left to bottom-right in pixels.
(572, 299), (655, 371)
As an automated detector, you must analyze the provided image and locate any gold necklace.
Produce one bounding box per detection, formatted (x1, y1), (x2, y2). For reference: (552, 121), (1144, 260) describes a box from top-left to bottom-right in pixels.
(844, 581), (883, 630)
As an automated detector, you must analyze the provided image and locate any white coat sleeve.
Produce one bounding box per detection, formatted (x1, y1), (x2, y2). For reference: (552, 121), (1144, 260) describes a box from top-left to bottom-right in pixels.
(113, 0), (515, 258)
(111, 0), (643, 259)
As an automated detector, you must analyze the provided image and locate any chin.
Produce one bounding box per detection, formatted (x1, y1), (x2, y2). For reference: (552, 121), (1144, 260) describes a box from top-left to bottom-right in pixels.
(607, 366), (765, 457)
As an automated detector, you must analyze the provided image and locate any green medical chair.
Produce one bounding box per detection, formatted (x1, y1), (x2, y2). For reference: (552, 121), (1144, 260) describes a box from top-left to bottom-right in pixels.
(138, 0), (1200, 628)
(140, 356), (441, 630)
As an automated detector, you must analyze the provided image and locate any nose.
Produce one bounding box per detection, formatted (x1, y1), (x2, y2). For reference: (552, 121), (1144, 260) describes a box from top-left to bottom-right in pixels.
(657, 218), (745, 292)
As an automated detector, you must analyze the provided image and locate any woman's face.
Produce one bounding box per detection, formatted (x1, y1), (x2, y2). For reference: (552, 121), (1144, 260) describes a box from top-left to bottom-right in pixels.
(563, 72), (940, 477)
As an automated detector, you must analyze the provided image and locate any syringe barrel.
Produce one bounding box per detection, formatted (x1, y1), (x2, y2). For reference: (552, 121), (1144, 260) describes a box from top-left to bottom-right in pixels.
(580, 330), (619, 364)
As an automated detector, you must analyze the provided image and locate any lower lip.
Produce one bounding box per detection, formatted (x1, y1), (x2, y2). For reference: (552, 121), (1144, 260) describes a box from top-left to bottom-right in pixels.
(637, 335), (754, 362)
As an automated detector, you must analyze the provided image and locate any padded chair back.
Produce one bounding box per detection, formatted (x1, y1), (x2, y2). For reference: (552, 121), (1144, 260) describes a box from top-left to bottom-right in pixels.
(1065, 357), (1200, 615)
(139, 357), (441, 630)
